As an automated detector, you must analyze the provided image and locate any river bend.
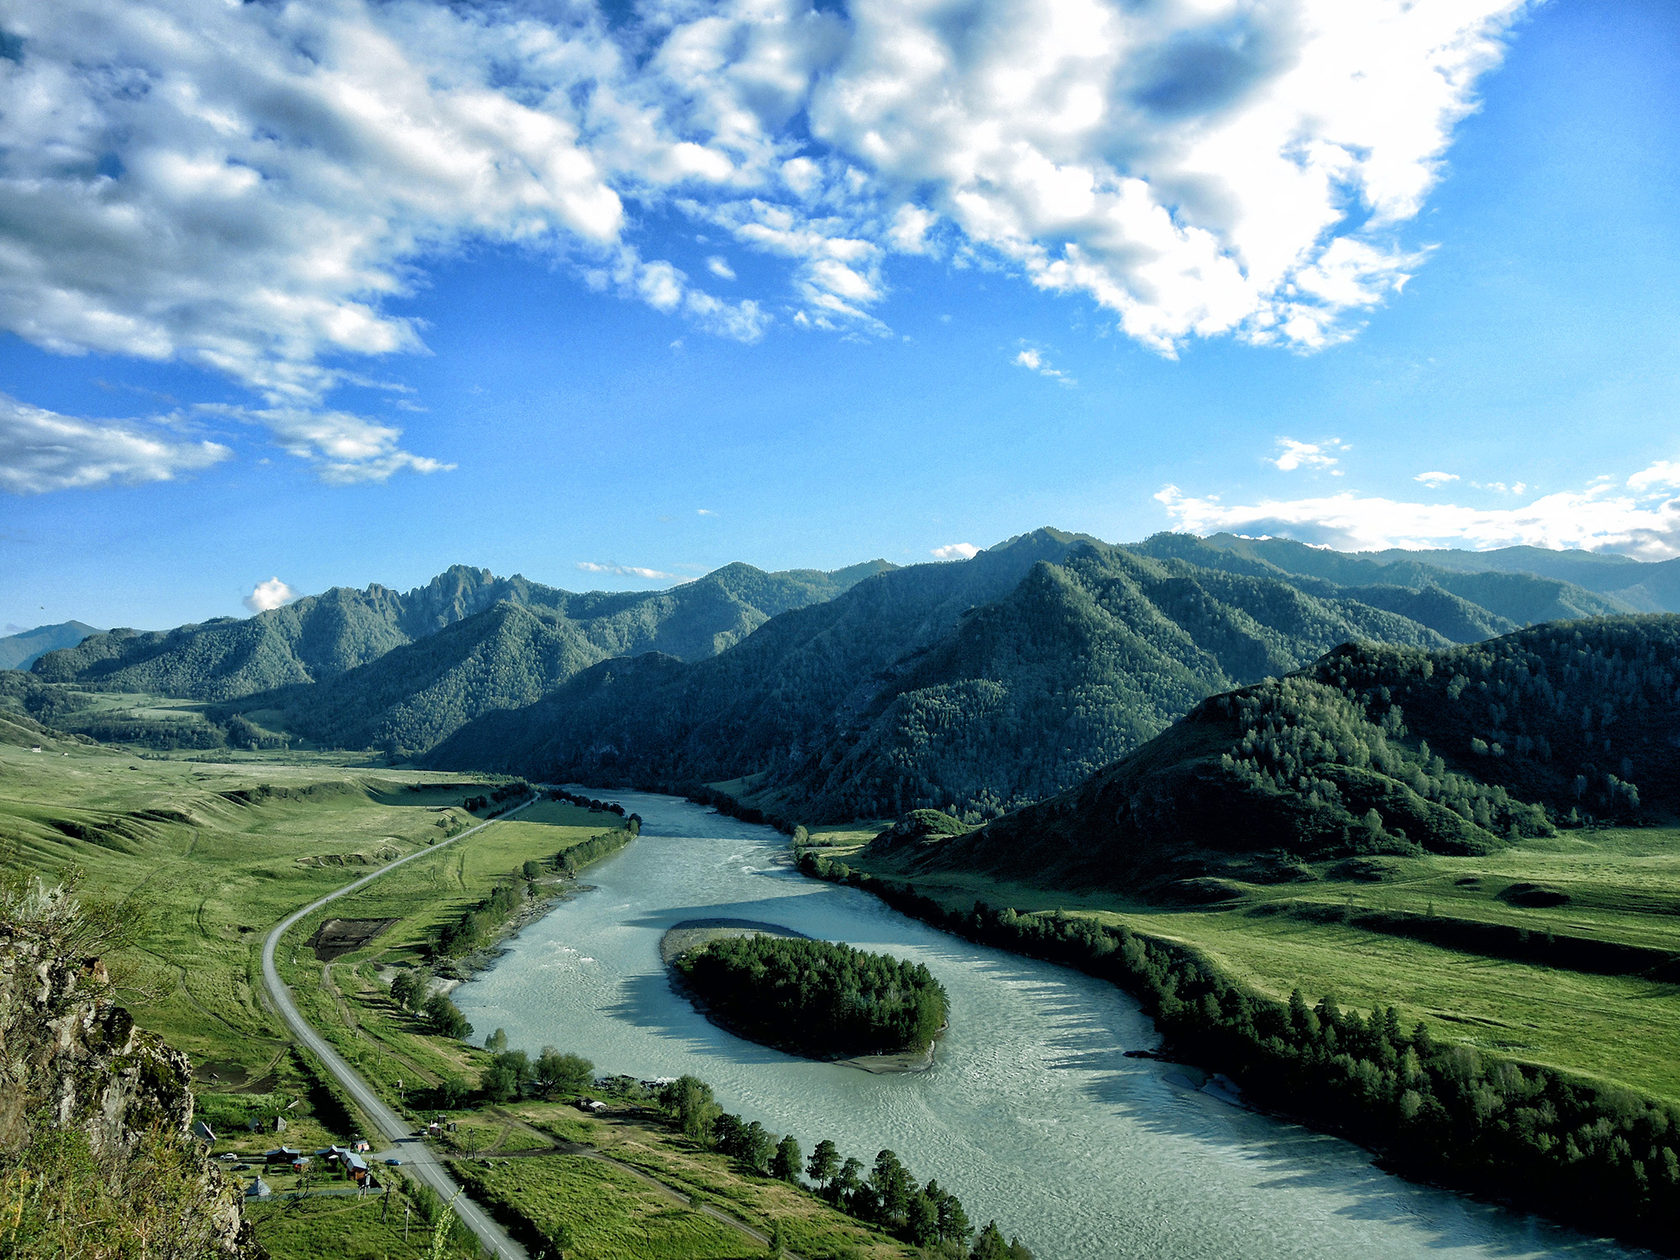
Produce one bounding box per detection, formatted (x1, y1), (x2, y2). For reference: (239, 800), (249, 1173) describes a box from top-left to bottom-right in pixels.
(452, 791), (1641, 1260)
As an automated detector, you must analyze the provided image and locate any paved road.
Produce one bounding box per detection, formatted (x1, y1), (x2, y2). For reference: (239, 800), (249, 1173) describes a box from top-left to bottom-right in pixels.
(260, 798), (537, 1260)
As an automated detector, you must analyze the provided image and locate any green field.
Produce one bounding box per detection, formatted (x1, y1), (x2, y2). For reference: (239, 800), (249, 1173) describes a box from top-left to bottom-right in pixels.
(837, 822), (1680, 1103)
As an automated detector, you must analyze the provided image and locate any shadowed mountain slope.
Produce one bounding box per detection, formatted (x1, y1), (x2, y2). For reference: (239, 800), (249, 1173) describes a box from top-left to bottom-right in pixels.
(431, 533), (1568, 820)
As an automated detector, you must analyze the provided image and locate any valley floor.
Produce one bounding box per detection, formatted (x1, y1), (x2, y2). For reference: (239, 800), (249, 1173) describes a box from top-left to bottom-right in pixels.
(0, 737), (918, 1260)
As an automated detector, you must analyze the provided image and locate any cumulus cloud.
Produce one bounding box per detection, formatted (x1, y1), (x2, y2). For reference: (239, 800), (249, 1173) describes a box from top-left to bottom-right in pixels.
(932, 543), (980, 560)
(1272, 438), (1348, 474)
(0, 0), (1527, 486)
(1156, 457), (1680, 558)
(577, 561), (680, 580)
(1627, 462), (1680, 493)
(244, 577), (298, 614)
(706, 257), (737, 281)
(0, 392), (230, 494)
(1415, 470), (1460, 487)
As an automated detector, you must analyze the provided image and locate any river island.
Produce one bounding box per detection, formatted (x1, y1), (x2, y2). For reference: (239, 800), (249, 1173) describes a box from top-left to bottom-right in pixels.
(662, 918), (948, 1073)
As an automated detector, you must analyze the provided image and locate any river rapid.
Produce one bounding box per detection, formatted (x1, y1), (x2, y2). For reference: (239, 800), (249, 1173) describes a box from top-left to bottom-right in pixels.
(452, 790), (1642, 1260)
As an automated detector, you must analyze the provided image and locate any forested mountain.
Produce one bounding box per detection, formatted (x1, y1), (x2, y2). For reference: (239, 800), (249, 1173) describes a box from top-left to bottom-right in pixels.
(429, 531), (1614, 820)
(26, 531), (1680, 826)
(29, 560), (890, 710)
(242, 561), (880, 754)
(0, 621), (100, 672)
(890, 616), (1680, 893)
(426, 528), (1102, 794)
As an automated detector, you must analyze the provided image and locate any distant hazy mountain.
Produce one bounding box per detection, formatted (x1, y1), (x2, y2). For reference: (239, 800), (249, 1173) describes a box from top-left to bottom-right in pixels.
(0, 621), (100, 672)
(1131, 534), (1631, 623)
(882, 615), (1680, 895)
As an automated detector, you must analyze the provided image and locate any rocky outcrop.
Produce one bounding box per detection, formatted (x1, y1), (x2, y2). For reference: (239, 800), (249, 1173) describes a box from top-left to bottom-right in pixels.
(0, 909), (264, 1258)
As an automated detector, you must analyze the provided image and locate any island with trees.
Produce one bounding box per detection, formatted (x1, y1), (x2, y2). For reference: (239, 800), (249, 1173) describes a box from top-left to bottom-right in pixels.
(671, 929), (949, 1065)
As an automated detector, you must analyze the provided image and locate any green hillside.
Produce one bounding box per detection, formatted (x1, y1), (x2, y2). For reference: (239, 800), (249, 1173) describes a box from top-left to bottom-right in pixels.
(26, 560), (891, 753)
(888, 615), (1680, 891)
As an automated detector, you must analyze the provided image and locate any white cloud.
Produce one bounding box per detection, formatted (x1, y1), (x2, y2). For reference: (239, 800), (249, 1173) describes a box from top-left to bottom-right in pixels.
(1628, 461), (1680, 493)
(1272, 437), (1347, 474)
(1414, 470), (1460, 488)
(932, 543), (980, 560)
(577, 561), (680, 580)
(243, 577), (297, 614)
(1156, 461), (1680, 558)
(697, 508), (716, 516)
(0, 392), (230, 494)
(203, 406), (452, 484)
(0, 0), (1529, 487)
(1013, 347), (1073, 384)
(706, 256), (737, 281)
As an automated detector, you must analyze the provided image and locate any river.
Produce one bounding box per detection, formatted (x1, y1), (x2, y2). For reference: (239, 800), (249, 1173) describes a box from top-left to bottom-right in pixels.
(452, 791), (1641, 1260)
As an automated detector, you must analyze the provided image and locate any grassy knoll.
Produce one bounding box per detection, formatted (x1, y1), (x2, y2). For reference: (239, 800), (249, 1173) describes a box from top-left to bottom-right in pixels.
(244, 1190), (457, 1260)
(511, 1102), (909, 1260)
(833, 824), (1680, 1103)
(454, 1156), (756, 1260)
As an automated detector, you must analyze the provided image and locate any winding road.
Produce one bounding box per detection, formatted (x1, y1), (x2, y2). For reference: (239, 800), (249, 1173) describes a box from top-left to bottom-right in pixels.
(260, 799), (536, 1260)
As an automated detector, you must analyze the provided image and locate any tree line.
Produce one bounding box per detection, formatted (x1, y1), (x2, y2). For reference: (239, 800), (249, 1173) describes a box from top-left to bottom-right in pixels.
(433, 809), (639, 958)
(658, 1074), (1032, 1259)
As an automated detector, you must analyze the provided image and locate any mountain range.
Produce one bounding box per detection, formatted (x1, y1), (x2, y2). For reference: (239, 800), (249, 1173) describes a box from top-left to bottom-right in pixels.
(425, 531), (1668, 819)
(19, 530), (1680, 824)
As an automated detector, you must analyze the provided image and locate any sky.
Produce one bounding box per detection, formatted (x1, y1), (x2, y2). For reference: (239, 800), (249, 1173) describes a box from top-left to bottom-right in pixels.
(1, 0), (1678, 632)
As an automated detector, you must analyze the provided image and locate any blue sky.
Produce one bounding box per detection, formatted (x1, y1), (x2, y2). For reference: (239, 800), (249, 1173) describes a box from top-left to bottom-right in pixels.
(2, 0), (1677, 632)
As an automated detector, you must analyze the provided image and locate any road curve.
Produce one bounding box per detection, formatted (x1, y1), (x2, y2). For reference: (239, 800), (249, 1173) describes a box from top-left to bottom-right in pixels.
(260, 797), (537, 1260)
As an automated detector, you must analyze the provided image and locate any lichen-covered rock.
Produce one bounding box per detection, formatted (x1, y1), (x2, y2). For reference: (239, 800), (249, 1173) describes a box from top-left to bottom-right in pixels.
(0, 922), (265, 1258)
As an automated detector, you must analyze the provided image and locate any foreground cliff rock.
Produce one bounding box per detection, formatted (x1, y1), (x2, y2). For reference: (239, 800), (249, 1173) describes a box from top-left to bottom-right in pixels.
(0, 878), (264, 1259)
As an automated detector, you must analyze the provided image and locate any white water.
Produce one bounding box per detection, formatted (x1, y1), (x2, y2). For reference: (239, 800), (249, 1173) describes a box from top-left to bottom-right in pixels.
(453, 791), (1642, 1260)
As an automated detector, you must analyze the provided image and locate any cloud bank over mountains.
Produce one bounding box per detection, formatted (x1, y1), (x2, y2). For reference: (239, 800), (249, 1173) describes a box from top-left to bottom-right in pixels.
(0, 0), (1526, 488)
(1157, 457), (1680, 559)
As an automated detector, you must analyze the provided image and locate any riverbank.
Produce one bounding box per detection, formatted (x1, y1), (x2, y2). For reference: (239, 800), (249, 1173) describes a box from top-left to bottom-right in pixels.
(660, 918), (941, 1074)
(795, 848), (1680, 1256)
(429, 877), (596, 993)
(429, 804), (641, 985)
